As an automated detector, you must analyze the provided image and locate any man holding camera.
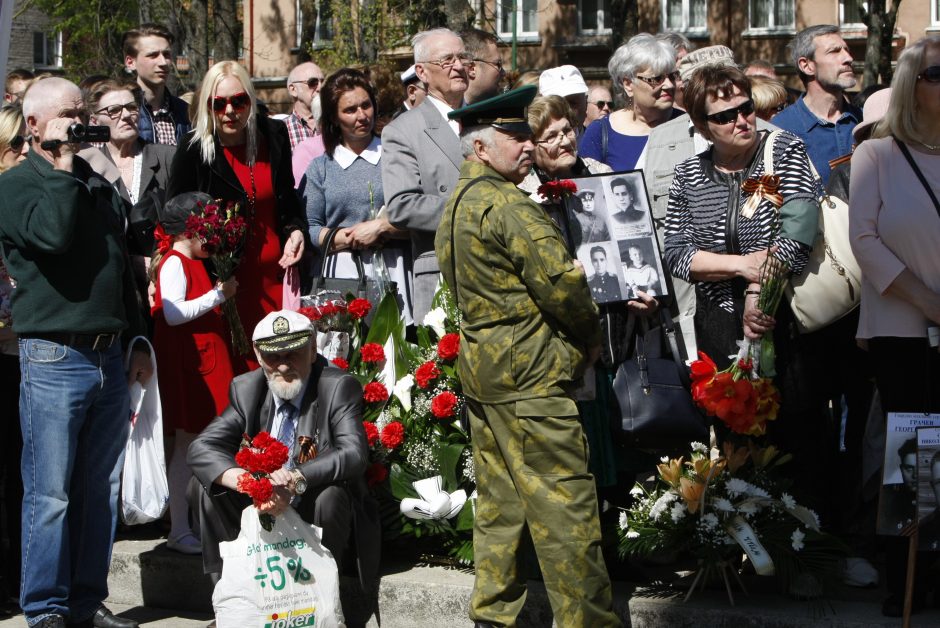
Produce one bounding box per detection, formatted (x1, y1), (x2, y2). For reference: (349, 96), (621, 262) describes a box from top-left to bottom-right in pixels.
(0, 77), (151, 628)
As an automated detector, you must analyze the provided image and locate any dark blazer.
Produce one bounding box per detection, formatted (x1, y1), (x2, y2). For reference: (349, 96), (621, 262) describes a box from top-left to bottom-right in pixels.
(167, 115), (308, 247)
(188, 355), (380, 588)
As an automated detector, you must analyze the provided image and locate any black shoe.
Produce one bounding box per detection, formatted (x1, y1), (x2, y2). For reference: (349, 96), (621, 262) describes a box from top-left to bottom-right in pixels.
(92, 606), (138, 628)
(36, 616), (67, 628)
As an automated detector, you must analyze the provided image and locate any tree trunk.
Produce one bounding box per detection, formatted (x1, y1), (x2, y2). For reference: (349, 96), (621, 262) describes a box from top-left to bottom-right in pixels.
(184, 0), (210, 91)
(213, 0), (240, 62)
(861, 0), (902, 87)
(443, 0), (473, 32)
(609, 0), (638, 50)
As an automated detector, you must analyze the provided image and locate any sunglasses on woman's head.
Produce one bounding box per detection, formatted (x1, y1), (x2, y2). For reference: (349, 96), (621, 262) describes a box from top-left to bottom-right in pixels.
(209, 92), (251, 113)
(706, 100), (756, 125)
(917, 66), (940, 83)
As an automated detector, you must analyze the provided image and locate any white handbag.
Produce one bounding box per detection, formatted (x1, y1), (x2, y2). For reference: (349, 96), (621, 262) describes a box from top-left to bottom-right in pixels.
(761, 132), (862, 333)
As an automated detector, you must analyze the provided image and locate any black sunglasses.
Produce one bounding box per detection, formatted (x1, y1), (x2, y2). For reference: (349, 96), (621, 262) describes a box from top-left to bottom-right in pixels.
(706, 100), (756, 125)
(917, 66), (940, 83)
(209, 92), (251, 113)
(593, 100), (614, 109)
(8, 134), (30, 151)
(291, 77), (322, 90)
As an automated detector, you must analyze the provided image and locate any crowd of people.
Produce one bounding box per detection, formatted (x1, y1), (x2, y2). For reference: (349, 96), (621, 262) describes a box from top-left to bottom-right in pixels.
(0, 17), (938, 628)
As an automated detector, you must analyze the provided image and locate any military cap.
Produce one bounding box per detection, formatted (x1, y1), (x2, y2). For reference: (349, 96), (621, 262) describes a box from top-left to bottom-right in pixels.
(448, 84), (537, 134)
(252, 310), (314, 353)
(576, 189), (595, 199)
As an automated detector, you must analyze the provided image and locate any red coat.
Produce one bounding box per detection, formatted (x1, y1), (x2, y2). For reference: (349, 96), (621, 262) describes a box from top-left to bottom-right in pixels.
(152, 250), (236, 434)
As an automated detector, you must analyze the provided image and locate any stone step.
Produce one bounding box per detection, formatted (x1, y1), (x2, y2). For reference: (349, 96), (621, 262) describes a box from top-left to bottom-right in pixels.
(3, 535), (937, 627)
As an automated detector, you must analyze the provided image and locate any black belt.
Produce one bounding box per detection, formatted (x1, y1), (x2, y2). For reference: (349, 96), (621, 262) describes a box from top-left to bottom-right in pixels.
(24, 332), (120, 351)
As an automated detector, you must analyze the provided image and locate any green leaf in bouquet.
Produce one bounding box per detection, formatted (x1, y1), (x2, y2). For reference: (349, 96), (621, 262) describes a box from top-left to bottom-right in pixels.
(454, 498), (475, 531)
(760, 336), (777, 378)
(389, 463), (420, 500)
(416, 325), (432, 350)
(437, 442), (466, 489)
(364, 292), (401, 346)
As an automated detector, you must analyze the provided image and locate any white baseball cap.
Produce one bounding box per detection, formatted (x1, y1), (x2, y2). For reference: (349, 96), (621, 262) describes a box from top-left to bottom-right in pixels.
(539, 65), (588, 98)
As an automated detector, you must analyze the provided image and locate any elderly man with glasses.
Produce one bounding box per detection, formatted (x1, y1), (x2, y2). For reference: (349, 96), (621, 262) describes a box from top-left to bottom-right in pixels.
(382, 27), (471, 323)
(285, 61), (326, 149)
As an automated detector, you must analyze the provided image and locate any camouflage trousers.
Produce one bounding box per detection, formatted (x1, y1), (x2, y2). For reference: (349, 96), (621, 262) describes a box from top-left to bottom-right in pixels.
(467, 399), (620, 628)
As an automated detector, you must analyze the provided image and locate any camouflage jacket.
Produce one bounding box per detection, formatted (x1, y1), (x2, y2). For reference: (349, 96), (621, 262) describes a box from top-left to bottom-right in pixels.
(434, 160), (602, 405)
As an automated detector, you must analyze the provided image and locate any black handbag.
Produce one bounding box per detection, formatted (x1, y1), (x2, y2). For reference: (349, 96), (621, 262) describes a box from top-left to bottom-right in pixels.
(611, 311), (708, 449)
(309, 226), (370, 301)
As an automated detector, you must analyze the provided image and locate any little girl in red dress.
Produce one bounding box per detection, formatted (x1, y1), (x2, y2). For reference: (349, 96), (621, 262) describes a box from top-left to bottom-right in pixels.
(151, 192), (238, 554)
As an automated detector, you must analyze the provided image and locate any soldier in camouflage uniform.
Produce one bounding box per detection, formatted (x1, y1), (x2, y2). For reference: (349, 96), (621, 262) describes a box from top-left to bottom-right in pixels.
(434, 85), (620, 628)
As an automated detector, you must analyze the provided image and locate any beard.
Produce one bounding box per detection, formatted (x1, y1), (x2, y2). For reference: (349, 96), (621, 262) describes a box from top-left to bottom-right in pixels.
(266, 373), (304, 401)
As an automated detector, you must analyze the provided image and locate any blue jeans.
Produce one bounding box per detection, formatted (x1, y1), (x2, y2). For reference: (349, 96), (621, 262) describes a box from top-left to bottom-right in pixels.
(18, 338), (129, 625)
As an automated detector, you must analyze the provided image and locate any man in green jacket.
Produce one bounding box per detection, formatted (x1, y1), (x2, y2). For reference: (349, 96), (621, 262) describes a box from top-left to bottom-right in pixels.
(0, 77), (150, 628)
(435, 86), (619, 628)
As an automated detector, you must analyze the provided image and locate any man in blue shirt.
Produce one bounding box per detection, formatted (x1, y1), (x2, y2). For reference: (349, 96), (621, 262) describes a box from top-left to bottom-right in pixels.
(772, 25), (860, 186)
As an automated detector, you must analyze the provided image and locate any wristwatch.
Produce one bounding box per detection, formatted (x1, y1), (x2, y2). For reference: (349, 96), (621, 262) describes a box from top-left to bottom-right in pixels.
(290, 469), (307, 495)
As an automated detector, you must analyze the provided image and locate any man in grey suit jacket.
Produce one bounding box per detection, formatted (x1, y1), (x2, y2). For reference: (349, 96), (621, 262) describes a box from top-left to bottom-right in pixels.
(188, 310), (380, 621)
(382, 28), (470, 322)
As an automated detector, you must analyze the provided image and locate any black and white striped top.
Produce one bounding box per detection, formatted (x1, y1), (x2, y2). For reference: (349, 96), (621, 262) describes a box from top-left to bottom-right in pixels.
(663, 130), (817, 313)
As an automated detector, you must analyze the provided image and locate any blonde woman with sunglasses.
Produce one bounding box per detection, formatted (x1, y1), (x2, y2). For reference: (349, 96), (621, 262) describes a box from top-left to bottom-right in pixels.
(167, 61), (307, 371)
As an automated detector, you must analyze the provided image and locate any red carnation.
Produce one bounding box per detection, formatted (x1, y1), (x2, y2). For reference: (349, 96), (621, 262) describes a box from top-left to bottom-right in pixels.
(363, 381), (389, 404)
(365, 462), (388, 487)
(298, 306), (322, 321)
(360, 342), (385, 364)
(348, 298), (372, 320)
(536, 178), (578, 201)
(379, 421), (405, 450)
(437, 333), (460, 361)
(363, 421), (379, 446)
(236, 473), (274, 505)
(431, 391), (458, 419)
(415, 361), (441, 389)
(331, 357), (349, 370)
(251, 431), (277, 449)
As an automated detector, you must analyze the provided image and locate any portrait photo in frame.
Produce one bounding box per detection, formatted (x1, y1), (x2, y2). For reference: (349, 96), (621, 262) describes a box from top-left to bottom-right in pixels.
(563, 170), (668, 304)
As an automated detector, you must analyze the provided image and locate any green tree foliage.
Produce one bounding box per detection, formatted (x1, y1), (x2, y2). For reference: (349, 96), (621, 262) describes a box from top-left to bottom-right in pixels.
(30, 0), (136, 80)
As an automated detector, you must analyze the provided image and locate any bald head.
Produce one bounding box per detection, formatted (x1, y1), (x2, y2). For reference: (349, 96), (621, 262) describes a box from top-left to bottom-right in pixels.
(287, 62), (325, 116)
(22, 77), (80, 120)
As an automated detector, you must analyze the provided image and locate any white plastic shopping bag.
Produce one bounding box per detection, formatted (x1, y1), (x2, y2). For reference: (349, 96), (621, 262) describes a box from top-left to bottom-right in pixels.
(121, 336), (169, 524)
(213, 506), (345, 628)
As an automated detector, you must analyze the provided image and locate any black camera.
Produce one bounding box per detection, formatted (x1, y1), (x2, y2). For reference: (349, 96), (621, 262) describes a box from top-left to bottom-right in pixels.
(40, 123), (111, 150)
(67, 123), (110, 143)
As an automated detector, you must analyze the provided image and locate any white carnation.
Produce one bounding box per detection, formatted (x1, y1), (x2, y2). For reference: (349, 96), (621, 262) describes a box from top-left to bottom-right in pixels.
(691, 441), (708, 454)
(670, 502), (687, 522)
(725, 478), (749, 497)
(618, 511), (629, 530)
(626, 530), (640, 539)
(713, 497), (734, 513)
(650, 492), (677, 521)
(701, 512), (719, 530)
(791, 528), (805, 551)
(780, 493), (796, 510)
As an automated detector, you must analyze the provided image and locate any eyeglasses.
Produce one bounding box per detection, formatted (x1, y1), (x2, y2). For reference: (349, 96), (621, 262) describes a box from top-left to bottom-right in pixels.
(474, 57), (504, 73)
(706, 100), (756, 125)
(917, 66), (940, 83)
(94, 102), (140, 119)
(210, 92), (251, 113)
(8, 134), (30, 151)
(291, 77), (322, 90)
(635, 71), (680, 89)
(420, 53), (474, 70)
(592, 100), (614, 109)
(535, 125), (576, 148)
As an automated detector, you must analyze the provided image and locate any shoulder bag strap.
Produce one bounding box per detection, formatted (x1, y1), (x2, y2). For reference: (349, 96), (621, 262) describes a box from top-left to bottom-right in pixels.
(896, 138), (940, 219)
(762, 129), (782, 176)
(448, 175), (501, 307)
(658, 308), (691, 389)
(601, 120), (609, 163)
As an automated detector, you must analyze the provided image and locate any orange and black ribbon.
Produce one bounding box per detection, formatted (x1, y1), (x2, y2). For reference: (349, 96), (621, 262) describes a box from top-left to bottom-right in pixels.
(740, 174), (783, 218)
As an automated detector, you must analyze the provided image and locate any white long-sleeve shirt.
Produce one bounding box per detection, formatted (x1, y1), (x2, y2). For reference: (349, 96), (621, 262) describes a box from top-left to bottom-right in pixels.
(159, 254), (225, 326)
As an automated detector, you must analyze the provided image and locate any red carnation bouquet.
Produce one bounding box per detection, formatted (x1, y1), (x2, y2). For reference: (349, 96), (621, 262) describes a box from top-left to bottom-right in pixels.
(298, 296), (371, 335)
(537, 178), (577, 202)
(234, 431), (289, 530)
(184, 199), (250, 355)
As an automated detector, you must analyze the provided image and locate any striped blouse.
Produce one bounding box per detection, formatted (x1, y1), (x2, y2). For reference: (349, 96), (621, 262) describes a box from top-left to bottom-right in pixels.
(663, 130), (817, 313)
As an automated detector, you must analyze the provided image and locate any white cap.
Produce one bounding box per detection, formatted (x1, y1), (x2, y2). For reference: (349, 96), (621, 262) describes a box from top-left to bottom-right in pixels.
(539, 65), (588, 98)
(252, 310), (314, 353)
(401, 64), (419, 85)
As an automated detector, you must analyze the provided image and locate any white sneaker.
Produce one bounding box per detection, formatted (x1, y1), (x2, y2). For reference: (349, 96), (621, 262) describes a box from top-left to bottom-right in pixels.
(843, 556), (878, 587)
(167, 532), (203, 555)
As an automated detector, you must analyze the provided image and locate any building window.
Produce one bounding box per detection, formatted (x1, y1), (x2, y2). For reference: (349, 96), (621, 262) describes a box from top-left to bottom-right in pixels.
(932, 0), (940, 26)
(579, 0), (611, 35)
(33, 31), (62, 68)
(840, 0), (867, 26)
(748, 0), (794, 31)
(497, 0), (538, 38)
(662, 0), (707, 33)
